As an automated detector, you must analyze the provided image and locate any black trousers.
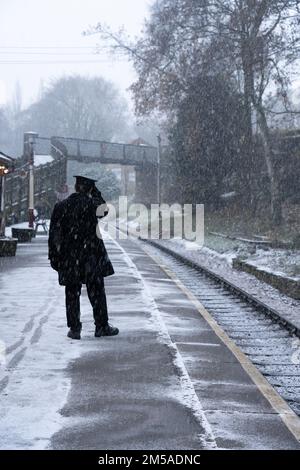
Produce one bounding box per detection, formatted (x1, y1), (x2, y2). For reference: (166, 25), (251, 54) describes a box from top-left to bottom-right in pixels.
(65, 277), (108, 331)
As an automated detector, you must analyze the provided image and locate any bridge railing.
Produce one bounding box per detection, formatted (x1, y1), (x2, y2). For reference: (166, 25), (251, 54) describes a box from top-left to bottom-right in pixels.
(35, 136), (158, 166)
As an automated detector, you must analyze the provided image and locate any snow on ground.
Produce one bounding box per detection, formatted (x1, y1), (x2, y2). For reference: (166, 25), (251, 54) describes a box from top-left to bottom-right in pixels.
(0, 235), (217, 449)
(246, 248), (300, 281)
(116, 218), (300, 318)
(148, 238), (300, 323)
(121, 217), (300, 282)
(5, 222), (31, 238)
(204, 234), (300, 281)
(0, 243), (80, 449)
(5, 221), (50, 238)
(1, 229), (299, 449)
(173, 238), (237, 266)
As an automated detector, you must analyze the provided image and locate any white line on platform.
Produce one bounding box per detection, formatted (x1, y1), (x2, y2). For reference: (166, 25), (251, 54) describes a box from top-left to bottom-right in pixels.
(110, 236), (218, 450)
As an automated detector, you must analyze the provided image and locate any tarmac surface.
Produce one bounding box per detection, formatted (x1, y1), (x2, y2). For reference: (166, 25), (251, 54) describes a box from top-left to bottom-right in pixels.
(0, 235), (299, 449)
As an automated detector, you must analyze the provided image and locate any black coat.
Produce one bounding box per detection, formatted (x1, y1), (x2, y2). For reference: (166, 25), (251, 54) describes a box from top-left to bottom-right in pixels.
(48, 191), (114, 286)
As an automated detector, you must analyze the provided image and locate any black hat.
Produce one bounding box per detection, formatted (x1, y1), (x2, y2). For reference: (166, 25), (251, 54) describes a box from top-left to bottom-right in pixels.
(73, 175), (98, 183)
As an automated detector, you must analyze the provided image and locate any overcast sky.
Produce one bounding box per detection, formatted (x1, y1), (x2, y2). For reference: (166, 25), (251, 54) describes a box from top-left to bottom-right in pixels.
(0, 0), (153, 108)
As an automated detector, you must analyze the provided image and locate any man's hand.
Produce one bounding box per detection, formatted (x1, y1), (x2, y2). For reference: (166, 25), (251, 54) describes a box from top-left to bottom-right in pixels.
(91, 186), (105, 203)
(91, 186), (109, 218)
(96, 203), (109, 219)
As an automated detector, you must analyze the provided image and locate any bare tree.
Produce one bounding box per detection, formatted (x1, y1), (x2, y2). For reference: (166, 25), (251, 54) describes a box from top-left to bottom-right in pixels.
(90, 0), (300, 224)
(10, 81), (22, 118)
(20, 75), (132, 143)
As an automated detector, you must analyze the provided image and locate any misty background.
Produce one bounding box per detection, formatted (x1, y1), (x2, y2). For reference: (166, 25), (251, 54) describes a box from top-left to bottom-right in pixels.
(0, 0), (160, 156)
(1, 0), (300, 239)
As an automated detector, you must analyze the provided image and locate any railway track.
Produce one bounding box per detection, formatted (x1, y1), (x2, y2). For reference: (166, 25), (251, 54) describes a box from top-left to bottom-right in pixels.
(139, 238), (300, 416)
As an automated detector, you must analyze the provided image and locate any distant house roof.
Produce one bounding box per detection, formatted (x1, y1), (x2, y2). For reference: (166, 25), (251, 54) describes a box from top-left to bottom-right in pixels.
(0, 151), (15, 167)
(128, 137), (152, 147)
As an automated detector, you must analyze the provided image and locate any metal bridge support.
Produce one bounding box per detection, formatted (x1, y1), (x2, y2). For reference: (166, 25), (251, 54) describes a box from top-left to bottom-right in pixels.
(120, 165), (130, 196)
(134, 163), (158, 206)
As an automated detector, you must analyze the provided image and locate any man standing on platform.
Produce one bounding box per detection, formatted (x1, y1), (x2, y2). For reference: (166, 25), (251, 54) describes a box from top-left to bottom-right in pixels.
(48, 174), (119, 340)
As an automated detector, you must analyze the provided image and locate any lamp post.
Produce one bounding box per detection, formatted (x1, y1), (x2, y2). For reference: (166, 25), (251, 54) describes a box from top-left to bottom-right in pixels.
(24, 132), (38, 228)
(0, 167), (7, 237)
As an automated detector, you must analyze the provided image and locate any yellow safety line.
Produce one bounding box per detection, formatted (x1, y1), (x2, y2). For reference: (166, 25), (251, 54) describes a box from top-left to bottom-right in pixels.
(143, 247), (300, 443)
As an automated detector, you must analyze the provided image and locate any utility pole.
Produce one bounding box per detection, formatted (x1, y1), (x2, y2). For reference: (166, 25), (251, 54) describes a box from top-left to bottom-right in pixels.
(0, 171), (6, 237)
(157, 134), (161, 206)
(24, 132), (38, 228)
(157, 134), (162, 238)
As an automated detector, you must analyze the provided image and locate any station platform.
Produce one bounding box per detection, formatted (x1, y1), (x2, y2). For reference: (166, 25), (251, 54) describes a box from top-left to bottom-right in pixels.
(0, 235), (299, 450)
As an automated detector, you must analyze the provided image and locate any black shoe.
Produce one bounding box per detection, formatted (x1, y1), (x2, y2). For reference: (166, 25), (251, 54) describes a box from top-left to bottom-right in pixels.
(67, 329), (81, 340)
(95, 323), (119, 337)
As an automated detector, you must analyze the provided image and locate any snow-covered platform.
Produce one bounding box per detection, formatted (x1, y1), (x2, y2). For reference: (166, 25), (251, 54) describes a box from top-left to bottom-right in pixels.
(0, 236), (299, 450)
